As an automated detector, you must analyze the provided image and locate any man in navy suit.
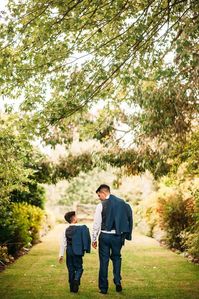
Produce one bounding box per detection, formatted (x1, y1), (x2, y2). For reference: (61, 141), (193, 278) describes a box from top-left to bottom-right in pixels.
(92, 184), (133, 294)
(59, 211), (91, 293)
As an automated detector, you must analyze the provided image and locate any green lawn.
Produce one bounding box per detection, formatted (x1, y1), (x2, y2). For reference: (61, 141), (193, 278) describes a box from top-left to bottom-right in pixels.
(0, 224), (199, 299)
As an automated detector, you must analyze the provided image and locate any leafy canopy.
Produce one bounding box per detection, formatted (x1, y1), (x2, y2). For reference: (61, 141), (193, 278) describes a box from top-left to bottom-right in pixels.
(0, 0), (198, 177)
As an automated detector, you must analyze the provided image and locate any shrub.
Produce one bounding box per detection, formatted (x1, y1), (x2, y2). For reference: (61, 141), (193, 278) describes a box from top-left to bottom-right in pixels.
(0, 202), (44, 255)
(0, 246), (14, 266)
(183, 233), (199, 259)
(139, 176), (199, 260)
(183, 188), (199, 259)
(158, 189), (194, 251)
(40, 211), (55, 237)
(136, 193), (160, 237)
(0, 198), (14, 248)
(10, 183), (46, 209)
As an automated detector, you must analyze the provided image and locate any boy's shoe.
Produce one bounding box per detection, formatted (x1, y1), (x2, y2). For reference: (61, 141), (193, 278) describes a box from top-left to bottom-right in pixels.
(99, 290), (107, 294)
(73, 280), (79, 293)
(116, 284), (122, 292)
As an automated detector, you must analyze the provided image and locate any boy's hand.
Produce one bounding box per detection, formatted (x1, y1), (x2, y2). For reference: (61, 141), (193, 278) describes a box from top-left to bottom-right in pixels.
(92, 241), (97, 249)
(59, 256), (64, 263)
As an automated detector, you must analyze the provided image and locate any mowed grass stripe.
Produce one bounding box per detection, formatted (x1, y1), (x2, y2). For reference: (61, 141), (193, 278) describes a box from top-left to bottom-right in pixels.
(0, 224), (198, 299)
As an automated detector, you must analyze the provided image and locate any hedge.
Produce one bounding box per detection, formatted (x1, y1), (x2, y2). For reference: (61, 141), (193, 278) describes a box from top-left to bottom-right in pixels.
(0, 202), (44, 256)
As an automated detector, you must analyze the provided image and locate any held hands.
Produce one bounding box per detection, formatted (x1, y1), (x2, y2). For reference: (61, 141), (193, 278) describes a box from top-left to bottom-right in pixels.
(59, 256), (64, 264)
(92, 241), (97, 249)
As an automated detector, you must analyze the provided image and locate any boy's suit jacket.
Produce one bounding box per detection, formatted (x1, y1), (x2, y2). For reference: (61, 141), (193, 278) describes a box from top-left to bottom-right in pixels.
(68, 225), (91, 256)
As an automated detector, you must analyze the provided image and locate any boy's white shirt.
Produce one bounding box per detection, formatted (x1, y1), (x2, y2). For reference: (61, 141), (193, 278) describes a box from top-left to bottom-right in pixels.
(59, 223), (80, 258)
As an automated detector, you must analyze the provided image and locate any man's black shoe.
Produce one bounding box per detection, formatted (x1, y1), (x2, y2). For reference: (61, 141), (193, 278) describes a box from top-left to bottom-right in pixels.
(99, 290), (107, 294)
(73, 280), (79, 293)
(116, 284), (122, 292)
(70, 284), (74, 292)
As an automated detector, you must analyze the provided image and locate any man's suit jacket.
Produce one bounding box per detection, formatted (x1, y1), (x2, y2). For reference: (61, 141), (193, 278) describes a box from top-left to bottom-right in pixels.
(104, 194), (133, 240)
(67, 225), (91, 256)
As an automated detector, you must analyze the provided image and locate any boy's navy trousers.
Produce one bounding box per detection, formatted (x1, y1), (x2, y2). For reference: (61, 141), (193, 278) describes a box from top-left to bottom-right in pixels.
(98, 232), (123, 292)
(66, 245), (83, 284)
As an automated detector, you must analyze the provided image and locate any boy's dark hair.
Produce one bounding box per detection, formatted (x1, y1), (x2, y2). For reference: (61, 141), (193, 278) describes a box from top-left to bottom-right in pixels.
(96, 184), (110, 193)
(64, 211), (76, 223)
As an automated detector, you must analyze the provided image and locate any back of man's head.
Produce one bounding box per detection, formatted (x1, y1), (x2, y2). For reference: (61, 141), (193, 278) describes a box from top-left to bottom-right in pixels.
(96, 184), (110, 193)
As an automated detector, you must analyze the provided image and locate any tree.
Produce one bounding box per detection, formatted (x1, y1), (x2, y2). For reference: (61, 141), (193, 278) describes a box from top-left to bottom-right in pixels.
(59, 167), (115, 205)
(0, 0), (198, 177)
(0, 113), (53, 207)
(0, 114), (33, 199)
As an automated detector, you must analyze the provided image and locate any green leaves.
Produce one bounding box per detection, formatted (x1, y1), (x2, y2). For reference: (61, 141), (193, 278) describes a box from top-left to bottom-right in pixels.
(0, 115), (32, 198)
(0, 114), (53, 201)
(0, 0), (198, 179)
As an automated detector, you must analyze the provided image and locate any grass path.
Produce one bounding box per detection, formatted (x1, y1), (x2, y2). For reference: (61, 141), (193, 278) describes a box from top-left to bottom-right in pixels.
(0, 224), (199, 299)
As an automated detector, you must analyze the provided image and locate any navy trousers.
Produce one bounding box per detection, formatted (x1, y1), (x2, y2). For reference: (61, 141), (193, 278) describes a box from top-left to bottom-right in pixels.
(98, 232), (123, 292)
(66, 245), (83, 285)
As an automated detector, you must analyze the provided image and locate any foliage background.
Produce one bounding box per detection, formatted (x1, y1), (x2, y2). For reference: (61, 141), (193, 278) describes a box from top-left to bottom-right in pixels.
(0, 0), (198, 263)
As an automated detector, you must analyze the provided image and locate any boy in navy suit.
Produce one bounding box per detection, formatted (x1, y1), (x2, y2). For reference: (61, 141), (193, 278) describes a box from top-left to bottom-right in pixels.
(59, 211), (91, 293)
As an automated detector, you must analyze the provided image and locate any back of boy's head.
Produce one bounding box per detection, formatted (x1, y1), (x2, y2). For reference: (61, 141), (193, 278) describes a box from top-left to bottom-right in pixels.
(64, 211), (76, 223)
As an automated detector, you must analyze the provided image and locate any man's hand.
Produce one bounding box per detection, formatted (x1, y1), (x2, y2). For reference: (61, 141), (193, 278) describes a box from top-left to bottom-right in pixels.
(59, 256), (64, 263)
(92, 241), (97, 249)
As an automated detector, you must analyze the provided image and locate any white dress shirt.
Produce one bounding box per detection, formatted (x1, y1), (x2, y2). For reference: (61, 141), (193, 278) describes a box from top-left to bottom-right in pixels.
(92, 198), (116, 242)
(59, 224), (80, 257)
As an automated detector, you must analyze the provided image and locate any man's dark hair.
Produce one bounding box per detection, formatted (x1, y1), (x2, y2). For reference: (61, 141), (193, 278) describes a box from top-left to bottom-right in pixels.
(96, 184), (110, 193)
(64, 211), (76, 223)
